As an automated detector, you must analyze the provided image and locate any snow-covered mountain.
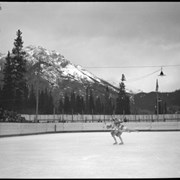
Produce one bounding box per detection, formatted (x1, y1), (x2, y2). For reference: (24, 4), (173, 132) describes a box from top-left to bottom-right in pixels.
(0, 45), (119, 99)
(24, 45), (118, 90)
(24, 45), (109, 87)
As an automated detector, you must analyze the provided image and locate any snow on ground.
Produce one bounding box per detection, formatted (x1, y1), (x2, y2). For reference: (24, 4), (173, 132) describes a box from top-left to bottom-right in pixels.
(0, 132), (180, 178)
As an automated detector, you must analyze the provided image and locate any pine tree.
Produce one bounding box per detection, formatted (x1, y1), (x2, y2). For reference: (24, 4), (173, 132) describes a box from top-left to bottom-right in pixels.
(85, 86), (89, 114)
(104, 86), (114, 115)
(11, 30), (28, 113)
(64, 93), (70, 114)
(104, 86), (110, 114)
(39, 90), (45, 114)
(116, 81), (130, 114)
(164, 101), (167, 114)
(79, 95), (85, 114)
(70, 91), (76, 114)
(0, 86), (3, 108)
(95, 96), (102, 114)
(76, 94), (81, 114)
(125, 95), (130, 114)
(2, 30), (28, 112)
(47, 91), (54, 114)
(89, 89), (94, 114)
(2, 51), (15, 110)
(58, 98), (64, 114)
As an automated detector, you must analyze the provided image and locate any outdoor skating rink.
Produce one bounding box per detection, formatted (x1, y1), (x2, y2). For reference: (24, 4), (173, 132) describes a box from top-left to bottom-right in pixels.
(0, 131), (180, 178)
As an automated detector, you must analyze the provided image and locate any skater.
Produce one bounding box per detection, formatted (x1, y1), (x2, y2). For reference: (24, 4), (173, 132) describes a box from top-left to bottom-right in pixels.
(106, 117), (135, 145)
(106, 118), (124, 145)
(112, 118), (124, 145)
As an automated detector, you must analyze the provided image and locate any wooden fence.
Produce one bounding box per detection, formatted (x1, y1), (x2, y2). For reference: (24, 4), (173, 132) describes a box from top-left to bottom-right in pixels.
(21, 114), (180, 123)
(1, 121), (180, 137)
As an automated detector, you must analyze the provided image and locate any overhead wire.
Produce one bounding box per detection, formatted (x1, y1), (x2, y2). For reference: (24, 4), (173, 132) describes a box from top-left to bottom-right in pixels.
(84, 64), (180, 83)
(84, 64), (180, 68)
(125, 68), (162, 82)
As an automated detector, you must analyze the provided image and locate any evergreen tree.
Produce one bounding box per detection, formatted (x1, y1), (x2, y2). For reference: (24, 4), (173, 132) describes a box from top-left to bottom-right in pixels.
(80, 95), (85, 114)
(39, 90), (45, 114)
(102, 102), (105, 115)
(2, 30), (28, 112)
(76, 94), (81, 114)
(0, 86), (3, 108)
(70, 91), (76, 114)
(104, 86), (114, 115)
(58, 98), (64, 114)
(116, 81), (130, 114)
(64, 93), (70, 114)
(95, 96), (102, 114)
(115, 97), (121, 114)
(2, 51), (15, 110)
(85, 86), (89, 114)
(164, 101), (167, 114)
(46, 90), (54, 114)
(89, 89), (95, 114)
(104, 86), (110, 114)
(124, 95), (130, 114)
(12, 30), (28, 112)
(108, 97), (114, 115)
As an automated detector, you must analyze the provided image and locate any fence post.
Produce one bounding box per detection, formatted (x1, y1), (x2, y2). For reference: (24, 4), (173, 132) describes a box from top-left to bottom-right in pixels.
(72, 109), (73, 122)
(92, 110), (93, 122)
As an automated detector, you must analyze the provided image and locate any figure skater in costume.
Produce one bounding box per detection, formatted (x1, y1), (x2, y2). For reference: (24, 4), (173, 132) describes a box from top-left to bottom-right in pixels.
(106, 117), (137, 145)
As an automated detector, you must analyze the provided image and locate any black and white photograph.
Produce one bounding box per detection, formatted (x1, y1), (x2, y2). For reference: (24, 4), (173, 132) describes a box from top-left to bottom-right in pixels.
(0, 1), (180, 178)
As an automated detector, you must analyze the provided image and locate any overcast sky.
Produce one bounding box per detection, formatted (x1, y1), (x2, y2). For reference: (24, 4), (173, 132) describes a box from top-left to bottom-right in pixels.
(0, 2), (180, 93)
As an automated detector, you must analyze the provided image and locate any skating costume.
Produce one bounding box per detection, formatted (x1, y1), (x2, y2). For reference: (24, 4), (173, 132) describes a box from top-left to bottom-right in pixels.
(111, 122), (123, 136)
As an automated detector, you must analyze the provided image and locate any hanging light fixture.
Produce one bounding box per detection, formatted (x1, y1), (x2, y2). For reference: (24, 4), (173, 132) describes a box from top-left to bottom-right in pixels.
(159, 67), (165, 76)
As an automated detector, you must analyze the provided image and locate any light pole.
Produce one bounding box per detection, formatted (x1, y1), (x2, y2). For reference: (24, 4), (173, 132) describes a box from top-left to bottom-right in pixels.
(121, 74), (126, 119)
(35, 62), (40, 123)
(159, 67), (165, 120)
(33, 56), (50, 123)
(156, 67), (165, 121)
(156, 79), (159, 121)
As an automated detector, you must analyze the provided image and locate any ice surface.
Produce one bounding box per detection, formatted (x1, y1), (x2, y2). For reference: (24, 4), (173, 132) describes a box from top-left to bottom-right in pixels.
(0, 132), (180, 178)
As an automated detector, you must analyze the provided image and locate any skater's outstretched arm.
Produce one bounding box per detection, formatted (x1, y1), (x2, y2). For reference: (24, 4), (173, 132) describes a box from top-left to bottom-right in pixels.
(121, 126), (139, 133)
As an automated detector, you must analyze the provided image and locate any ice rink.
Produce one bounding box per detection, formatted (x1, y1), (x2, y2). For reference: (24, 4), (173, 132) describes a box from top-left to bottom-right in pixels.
(0, 131), (180, 178)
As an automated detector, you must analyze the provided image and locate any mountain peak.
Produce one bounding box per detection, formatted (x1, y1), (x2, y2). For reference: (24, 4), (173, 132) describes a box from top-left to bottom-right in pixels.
(24, 45), (66, 62)
(22, 45), (118, 93)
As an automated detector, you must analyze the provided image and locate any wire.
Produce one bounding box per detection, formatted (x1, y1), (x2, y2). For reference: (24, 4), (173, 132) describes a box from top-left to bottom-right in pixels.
(126, 68), (161, 82)
(84, 64), (179, 83)
(84, 64), (180, 69)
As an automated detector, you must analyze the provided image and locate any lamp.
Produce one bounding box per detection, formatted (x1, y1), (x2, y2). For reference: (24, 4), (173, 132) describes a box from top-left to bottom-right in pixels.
(159, 67), (165, 76)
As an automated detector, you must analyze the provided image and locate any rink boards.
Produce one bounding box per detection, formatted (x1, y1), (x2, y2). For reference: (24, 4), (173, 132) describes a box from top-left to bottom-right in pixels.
(0, 121), (180, 137)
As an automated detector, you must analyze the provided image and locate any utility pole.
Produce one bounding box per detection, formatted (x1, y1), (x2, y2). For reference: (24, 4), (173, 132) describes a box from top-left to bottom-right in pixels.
(156, 79), (159, 121)
(35, 61), (40, 123)
(156, 91), (159, 121)
(156, 67), (165, 121)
